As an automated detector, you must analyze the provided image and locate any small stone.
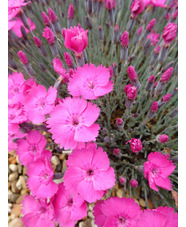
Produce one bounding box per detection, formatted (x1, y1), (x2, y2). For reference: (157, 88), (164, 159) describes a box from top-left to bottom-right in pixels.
(11, 194), (20, 203)
(8, 190), (13, 201)
(9, 164), (18, 172)
(8, 216), (11, 223)
(17, 165), (22, 174)
(16, 178), (22, 190)
(9, 217), (23, 227)
(139, 198), (146, 207)
(11, 204), (21, 217)
(22, 166), (27, 175)
(11, 181), (20, 194)
(20, 176), (27, 190)
(88, 211), (94, 219)
(10, 214), (16, 220)
(8, 203), (12, 214)
(21, 189), (28, 195)
(51, 155), (60, 166)
(8, 156), (17, 164)
(9, 172), (18, 182)
(8, 182), (11, 189)
(59, 153), (66, 160)
(16, 195), (25, 204)
(16, 155), (21, 164)
(79, 219), (92, 227)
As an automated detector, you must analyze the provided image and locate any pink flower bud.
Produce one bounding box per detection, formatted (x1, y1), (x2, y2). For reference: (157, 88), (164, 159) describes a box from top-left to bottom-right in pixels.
(124, 84), (137, 100)
(131, 0), (145, 17)
(153, 81), (159, 88)
(126, 138), (142, 153)
(150, 101), (158, 112)
(162, 93), (172, 102)
(127, 65), (137, 81)
(106, 0), (116, 10)
(113, 148), (120, 156)
(137, 26), (143, 35)
(130, 179), (138, 188)
(158, 134), (169, 143)
(63, 26), (88, 54)
(68, 3), (74, 19)
(43, 27), (55, 45)
(48, 8), (58, 23)
(166, 13), (170, 21)
(164, 153), (170, 159)
(146, 18), (156, 32)
(148, 75), (155, 83)
(18, 50), (28, 65)
(154, 45), (161, 54)
(42, 12), (50, 27)
(62, 28), (66, 39)
(64, 52), (73, 67)
(160, 67), (173, 83)
(119, 176), (126, 185)
(108, 66), (113, 77)
(121, 31), (129, 48)
(162, 23), (177, 44)
(33, 36), (42, 48)
(172, 10), (178, 20)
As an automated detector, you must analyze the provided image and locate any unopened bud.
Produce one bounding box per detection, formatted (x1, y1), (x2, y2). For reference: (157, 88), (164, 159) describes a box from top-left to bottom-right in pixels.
(158, 44), (169, 64)
(19, 10), (30, 29)
(119, 176), (126, 185)
(18, 51), (29, 65)
(20, 26), (28, 41)
(145, 75), (155, 91)
(146, 18), (156, 32)
(113, 148), (120, 157)
(156, 134), (169, 143)
(115, 118), (124, 130)
(99, 26), (104, 41)
(64, 52), (74, 68)
(42, 12), (50, 27)
(85, 16), (92, 29)
(48, 8), (58, 23)
(130, 179), (138, 188)
(104, 136), (110, 143)
(169, 107), (178, 118)
(161, 61), (174, 73)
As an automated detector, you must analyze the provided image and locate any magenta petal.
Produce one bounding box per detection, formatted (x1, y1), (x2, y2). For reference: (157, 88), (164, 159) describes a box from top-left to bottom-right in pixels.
(74, 124), (100, 142)
(154, 176), (172, 191)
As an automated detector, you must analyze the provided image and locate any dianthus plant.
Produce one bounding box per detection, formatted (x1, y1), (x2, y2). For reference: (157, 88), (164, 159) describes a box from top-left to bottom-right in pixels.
(8, 0), (178, 226)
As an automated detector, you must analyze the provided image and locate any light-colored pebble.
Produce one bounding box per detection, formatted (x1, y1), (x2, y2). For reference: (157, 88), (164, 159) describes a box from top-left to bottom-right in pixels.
(9, 164), (18, 172)
(11, 181), (20, 194)
(18, 165), (22, 174)
(9, 217), (23, 227)
(51, 155), (60, 166)
(9, 172), (18, 182)
(16, 178), (22, 190)
(8, 203), (12, 214)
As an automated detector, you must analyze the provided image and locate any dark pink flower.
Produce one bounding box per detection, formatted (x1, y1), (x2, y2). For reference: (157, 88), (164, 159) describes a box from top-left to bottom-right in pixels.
(119, 176), (126, 185)
(27, 155), (58, 199)
(153, 81), (159, 88)
(121, 31), (129, 47)
(154, 45), (161, 54)
(113, 148), (120, 156)
(10, 17), (36, 38)
(53, 183), (87, 227)
(53, 58), (68, 79)
(21, 195), (55, 227)
(148, 75), (155, 83)
(33, 36), (42, 48)
(22, 78), (38, 97)
(48, 8), (58, 23)
(124, 84), (137, 100)
(68, 3), (74, 19)
(130, 179), (138, 187)
(63, 26), (88, 54)
(126, 138), (143, 153)
(127, 65), (138, 81)
(8, 123), (26, 152)
(147, 31), (159, 46)
(43, 27), (55, 45)
(68, 63), (113, 100)
(93, 197), (142, 227)
(105, 0), (116, 10)
(150, 101), (158, 112)
(42, 12), (50, 27)
(160, 67), (173, 83)
(137, 26), (143, 35)
(24, 85), (57, 124)
(131, 0), (145, 17)
(144, 0), (166, 8)
(47, 97), (100, 150)
(8, 103), (27, 124)
(162, 23), (177, 44)
(146, 18), (156, 32)
(8, 72), (25, 105)
(8, 0), (31, 20)
(18, 50), (29, 65)
(63, 143), (116, 203)
(137, 206), (178, 227)
(144, 152), (176, 191)
(158, 134), (169, 143)
(162, 93), (172, 102)
(64, 52), (73, 67)
(16, 130), (48, 167)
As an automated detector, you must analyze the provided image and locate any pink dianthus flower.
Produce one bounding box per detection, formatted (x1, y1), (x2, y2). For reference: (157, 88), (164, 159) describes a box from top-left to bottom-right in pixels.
(53, 183), (87, 227)
(16, 130), (48, 167)
(27, 155), (58, 199)
(131, 0), (145, 17)
(8, 0), (31, 20)
(162, 93), (172, 102)
(24, 85), (57, 124)
(105, 0), (116, 10)
(144, 151), (176, 191)
(93, 197), (141, 227)
(127, 65), (138, 81)
(63, 143), (116, 203)
(137, 206), (178, 227)
(63, 26), (88, 55)
(158, 134), (169, 143)
(124, 84), (137, 100)
(10, 17), (36, 38)
(130, 179), (138, 187)
(47, 97), (100, 150)
(121, 31), (129, 47)
(147, 31), (160, 46)
(162, 23), (177, 44)
(43, 27), (55, 45)
(68, 63), (113, 100)
(160, 67), (173, 83)
(21, 195), (55, 227)
(8, 102), (27, 124)
(126, 138), (143, 153)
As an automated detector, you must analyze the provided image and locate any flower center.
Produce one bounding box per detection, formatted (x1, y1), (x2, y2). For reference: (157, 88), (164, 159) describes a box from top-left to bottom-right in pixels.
(29, 145), (37, 153)
(67, 198), (73, 207)
(40, 207), (46, 213)
(71, 116), (80, 126)
(87, 169), (94, 176)
(119, 217), (126, 223)
(87, 80), (95, 89)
